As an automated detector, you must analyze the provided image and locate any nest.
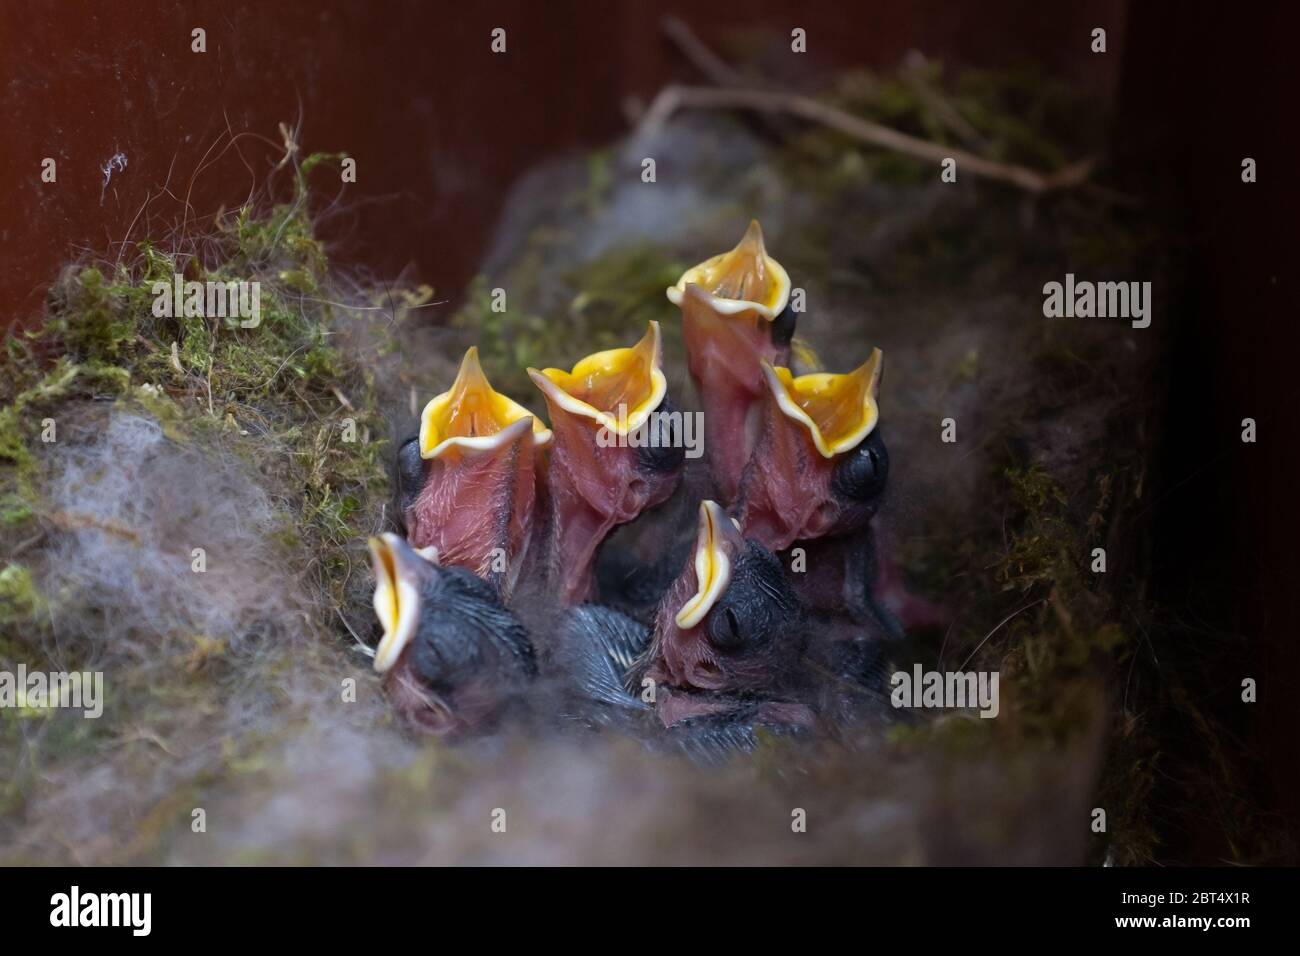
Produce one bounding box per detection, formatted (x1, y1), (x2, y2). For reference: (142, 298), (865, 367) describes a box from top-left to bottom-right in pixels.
(0, 61), (1277, 865)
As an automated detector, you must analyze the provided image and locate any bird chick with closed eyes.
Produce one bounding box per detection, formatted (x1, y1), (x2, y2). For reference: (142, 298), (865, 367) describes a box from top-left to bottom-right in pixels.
(368, 533), (536, 737)
(393, 347), (550, 599)
(667, 221), (796, 504)
(733, 352), (902, 638)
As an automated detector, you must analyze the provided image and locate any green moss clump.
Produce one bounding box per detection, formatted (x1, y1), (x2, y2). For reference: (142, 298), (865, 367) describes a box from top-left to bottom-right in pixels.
(49, 267), (137, 360)
(0, 562), (45, 633)
(0, 156), (399, 632)
(0, 154), (414, 862)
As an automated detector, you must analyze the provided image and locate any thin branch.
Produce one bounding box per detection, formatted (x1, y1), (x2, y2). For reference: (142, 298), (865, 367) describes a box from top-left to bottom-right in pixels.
(900, 50), (989, 151)
(638, 84), (1094, 194)
(662, 16), (746, 87)
(958, 598), (1047, 671)
(660, 16), (790, 138)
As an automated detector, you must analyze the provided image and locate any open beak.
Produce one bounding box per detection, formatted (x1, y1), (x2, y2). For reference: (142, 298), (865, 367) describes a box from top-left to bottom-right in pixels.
(369, 532), (432, 674)
(675, 500), (743, 628)
(760, 349), (882, 458)
(667, 220), (791, 320)
(406, 348), (549, 593)
(527, 322), (680, 605)
(420, 347), (551, 461)
(644, 498), (760, 694)
(670, 224), (792, 503)
(735, 351), (885, 551)
(527, 321), (667, 434)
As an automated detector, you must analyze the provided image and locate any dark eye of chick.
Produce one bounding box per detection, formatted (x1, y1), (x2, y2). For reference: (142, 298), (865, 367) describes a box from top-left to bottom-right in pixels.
(709, 606), (745, 649)
(705, 543), (799, 651)
(832, 430), (889, 502)
(394, 435), (426, 516)
(635, 395), (686, 474)
(771, 304), (797, 347)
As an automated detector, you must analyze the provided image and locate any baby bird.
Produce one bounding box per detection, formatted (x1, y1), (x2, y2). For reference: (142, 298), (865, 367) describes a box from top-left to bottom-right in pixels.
(734, 354), (901, 638)
(667, 221), (795, 503)
(368, 532), (536, 736)
(640, 500), (806, 698)
(373, 222), (915, 758)
(734, 353), (887, 551)
(572, 501), (820, 748)
(527, 321), (684, 605)
(394, 348), (550, 598)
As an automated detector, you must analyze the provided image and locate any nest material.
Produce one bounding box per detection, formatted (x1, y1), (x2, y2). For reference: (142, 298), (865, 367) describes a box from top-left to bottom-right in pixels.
(0, 62), (1272, 864)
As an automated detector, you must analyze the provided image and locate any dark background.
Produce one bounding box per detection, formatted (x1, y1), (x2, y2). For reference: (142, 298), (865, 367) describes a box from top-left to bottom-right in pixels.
(0, 0), (1127, 320)
(1, 0), (1295, 863)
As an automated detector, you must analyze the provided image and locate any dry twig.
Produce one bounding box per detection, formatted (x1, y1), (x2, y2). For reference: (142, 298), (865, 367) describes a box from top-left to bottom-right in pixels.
(650, 18), (1092, 194)
(638, 85), (1093, 194)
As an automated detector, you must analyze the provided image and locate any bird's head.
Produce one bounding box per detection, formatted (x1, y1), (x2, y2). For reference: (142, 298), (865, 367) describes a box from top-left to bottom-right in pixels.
(369, 532), (536, 736)
(528, 321), (684, 603)
(645, 500), (804, 695)
(735, 351), (888, 551)
(668, 222), (796, 500)
(396, 347), (551, 595)
(667, 219), (792, 325)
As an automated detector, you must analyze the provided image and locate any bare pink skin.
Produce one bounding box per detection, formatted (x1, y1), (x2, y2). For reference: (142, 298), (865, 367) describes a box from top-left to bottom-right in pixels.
(680, 285), (789, 503)
(644, 513), (744, 691)
(655, 688), (737, 727)
(733, 386), (876, 552)
(403, 430), (539, 598)
(775, 521), (945, 638)
(655, 686), (818, 732)
(785, 535), (871, 616)
(538, 402), (680, 606)
(643, 515), (786, 695)
(383, 643), (509, 738)
(734, 390), (943, 637)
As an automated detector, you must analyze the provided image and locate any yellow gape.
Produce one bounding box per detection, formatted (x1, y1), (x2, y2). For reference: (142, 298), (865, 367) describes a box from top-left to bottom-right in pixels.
(419, 347), (551, 460)
(667, 220), (792, 319)
(675, 500), (738, 628)
(368, 534), (422, 674)
(760, 349), (883, 458)
(527, 321), (668, 434)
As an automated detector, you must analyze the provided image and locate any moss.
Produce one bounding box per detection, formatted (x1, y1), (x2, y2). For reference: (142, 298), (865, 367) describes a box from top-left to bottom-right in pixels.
(0, 153), (400, 857)
(0, 62), (1267, 864)
(564, 243), (684, 337)
(0, 562), (45, 631)
(437, 55), (1191, 859)
(452, 242), (684, 403)
(996, 464), (1073, 593)
(48, 268), (137, 361)
(581, 149), (615, 217)
(0, 407), (34, 470)
(887, 417), (1155, 857)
